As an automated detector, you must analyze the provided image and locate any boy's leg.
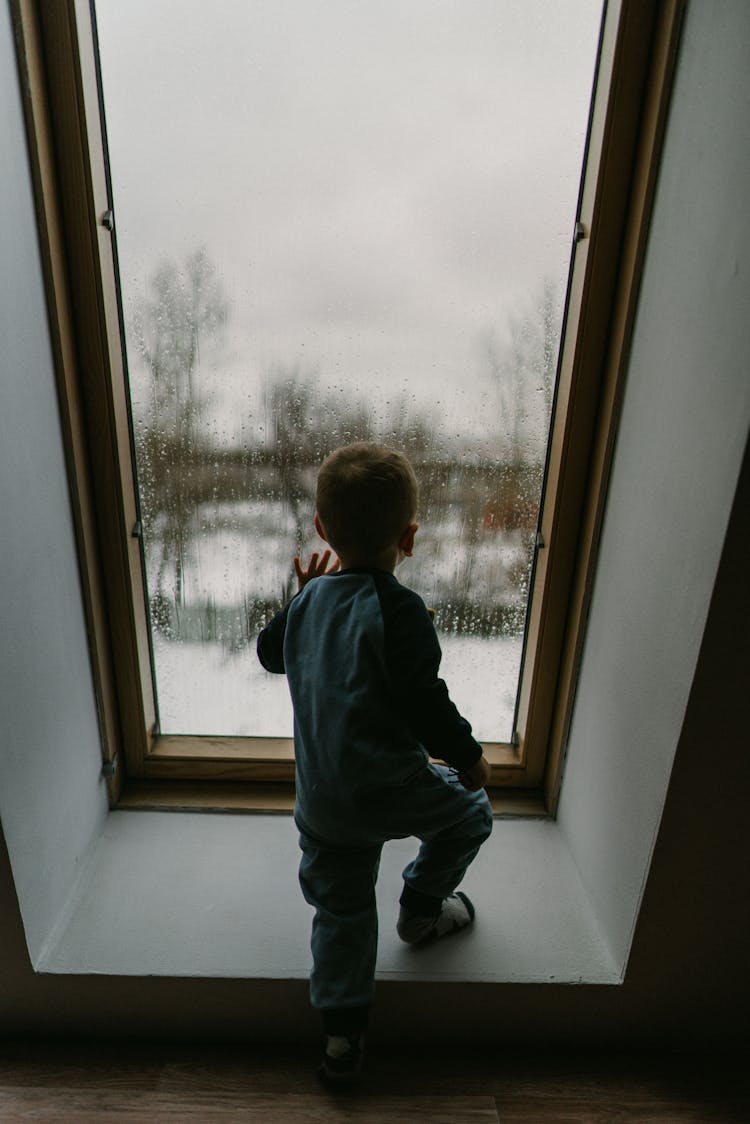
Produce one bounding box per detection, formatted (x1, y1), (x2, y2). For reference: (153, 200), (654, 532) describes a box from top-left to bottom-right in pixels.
(394, 764), (493, 939)
(297, 832), (383, 1021)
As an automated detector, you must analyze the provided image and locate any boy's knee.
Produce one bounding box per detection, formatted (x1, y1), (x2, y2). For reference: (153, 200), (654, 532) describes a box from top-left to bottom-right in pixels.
(472, 791), (494, 841)
(447, 780), (493, 842)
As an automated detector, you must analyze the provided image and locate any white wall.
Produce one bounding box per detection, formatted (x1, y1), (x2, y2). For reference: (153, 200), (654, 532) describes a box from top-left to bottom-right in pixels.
(0, 1), (109, 962)
(558, 0), (750, 969)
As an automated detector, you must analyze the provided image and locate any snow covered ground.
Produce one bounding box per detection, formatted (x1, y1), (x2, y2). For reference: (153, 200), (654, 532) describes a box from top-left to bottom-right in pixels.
(154, 631), (522, 744)
(144, 499), (529, 743)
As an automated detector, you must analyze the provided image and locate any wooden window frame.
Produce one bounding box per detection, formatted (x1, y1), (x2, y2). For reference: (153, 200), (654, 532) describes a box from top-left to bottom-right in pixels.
(11, 0), (685, 814)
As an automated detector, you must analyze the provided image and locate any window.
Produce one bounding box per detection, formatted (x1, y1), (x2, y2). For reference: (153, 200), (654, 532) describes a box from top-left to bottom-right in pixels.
(13, 0), (684, 811)
(94, 0), (601, 754)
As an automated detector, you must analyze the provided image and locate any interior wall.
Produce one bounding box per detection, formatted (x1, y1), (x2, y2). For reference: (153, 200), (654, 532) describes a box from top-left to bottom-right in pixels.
(0, 0), (109, 965)
(557, 0), (750, 967)
(620, 429), (749, 1044)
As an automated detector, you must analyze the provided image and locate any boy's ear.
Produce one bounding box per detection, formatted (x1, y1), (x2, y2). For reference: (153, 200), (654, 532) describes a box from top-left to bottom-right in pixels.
(314, 512), (328, 543)
(399, 522), (418, 557)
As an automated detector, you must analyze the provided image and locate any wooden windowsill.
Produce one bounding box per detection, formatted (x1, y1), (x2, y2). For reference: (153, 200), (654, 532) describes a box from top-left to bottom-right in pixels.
(141, 735), (528, 788)
(117, 779), (548, 818)
(127, 736), (545, 815)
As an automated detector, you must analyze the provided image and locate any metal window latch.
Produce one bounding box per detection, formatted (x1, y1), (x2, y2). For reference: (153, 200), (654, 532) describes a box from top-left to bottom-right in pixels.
(131, 519), (143, 539)
(101, 209), (114, 231)
(574, 220), (587, 243)
(101, 753), (119, 779)
(535, 530), (546, 550)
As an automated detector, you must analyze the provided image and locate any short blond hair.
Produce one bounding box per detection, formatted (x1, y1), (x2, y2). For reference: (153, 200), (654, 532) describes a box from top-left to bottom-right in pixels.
(316, 442), (418, 559)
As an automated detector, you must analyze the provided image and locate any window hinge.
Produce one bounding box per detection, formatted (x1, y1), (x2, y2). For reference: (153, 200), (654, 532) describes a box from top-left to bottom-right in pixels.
(101, 753), (119, 779)
(535, 530), (545, 550)
(511, 730), (520, 749)
(573, 220), (587, 243)
(100, 209), (114, 232)
(131, 519), (143, 539)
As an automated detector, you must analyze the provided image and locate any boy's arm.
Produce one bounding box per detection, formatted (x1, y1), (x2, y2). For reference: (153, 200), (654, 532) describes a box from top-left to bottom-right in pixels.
(377, 578), (485, 774)
(256, 602), (291, 674)
(257, 551), (337, 673)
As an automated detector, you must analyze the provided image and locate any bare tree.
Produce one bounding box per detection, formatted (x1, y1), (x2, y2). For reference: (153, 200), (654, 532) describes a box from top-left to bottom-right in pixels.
(131, 248), (228, 606)
(482, 277), (560, 466)
(264, 367), (320, 570)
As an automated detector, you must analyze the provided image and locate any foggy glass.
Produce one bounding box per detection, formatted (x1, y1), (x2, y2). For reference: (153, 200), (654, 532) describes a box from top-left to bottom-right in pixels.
(95, 0), (603, 741)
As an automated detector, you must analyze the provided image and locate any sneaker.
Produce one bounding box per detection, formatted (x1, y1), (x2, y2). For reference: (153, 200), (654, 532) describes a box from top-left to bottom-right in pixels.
(317, 1033), (365, 1084)
(397, 891), (475, 945)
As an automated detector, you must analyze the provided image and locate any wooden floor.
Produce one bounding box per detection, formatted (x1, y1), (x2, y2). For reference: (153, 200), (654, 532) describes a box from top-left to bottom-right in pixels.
(0, 1041), (746, 1122)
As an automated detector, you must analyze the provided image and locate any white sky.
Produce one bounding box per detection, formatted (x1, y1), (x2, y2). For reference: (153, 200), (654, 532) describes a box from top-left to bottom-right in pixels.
(96, 0), (603, 448)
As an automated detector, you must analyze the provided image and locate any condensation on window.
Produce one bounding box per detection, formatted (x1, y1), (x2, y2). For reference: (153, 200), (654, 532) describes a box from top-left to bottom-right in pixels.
(95, 0), (604, 742)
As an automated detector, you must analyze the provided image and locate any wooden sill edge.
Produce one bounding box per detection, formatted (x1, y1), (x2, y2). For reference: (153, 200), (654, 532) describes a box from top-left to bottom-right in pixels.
(116, 780), (549, 819)
(145, 735), (521, 770)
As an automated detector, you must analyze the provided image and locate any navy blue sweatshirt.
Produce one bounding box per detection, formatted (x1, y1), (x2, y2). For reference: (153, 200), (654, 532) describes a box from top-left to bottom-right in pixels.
(257, 568), (482, 822)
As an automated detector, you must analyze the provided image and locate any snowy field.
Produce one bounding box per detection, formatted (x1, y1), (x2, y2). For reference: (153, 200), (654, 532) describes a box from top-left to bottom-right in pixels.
(146, 504), (530, 744)
(154, 631), (522, 744)
(147, 500), (530, 614)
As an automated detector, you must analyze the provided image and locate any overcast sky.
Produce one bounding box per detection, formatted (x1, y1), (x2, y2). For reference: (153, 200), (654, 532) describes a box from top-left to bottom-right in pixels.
(96, 0), (603, 449)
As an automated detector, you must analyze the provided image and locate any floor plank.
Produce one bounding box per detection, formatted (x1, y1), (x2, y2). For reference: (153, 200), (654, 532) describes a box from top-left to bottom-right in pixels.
(0, 1089), (499, 1122)
(0, 1041), (746, 1122)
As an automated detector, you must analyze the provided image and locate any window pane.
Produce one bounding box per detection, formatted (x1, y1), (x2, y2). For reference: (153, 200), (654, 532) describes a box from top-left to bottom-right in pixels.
(95, 0), (603, 742)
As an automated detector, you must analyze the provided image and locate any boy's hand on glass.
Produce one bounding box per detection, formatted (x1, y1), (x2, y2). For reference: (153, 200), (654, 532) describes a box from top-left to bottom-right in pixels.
(294, 550), (340, 590)
(459, 755), (492, 792)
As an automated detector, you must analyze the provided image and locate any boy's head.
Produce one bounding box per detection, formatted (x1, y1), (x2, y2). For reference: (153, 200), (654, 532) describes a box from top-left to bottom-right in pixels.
(315, 442), (418, 566)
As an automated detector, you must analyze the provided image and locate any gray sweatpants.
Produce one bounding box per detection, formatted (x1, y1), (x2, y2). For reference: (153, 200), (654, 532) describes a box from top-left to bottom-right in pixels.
(296, 763), (493, 1012)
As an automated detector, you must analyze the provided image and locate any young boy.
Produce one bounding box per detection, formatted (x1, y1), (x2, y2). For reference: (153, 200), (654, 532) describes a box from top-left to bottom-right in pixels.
(257, 442), (493, 1082)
